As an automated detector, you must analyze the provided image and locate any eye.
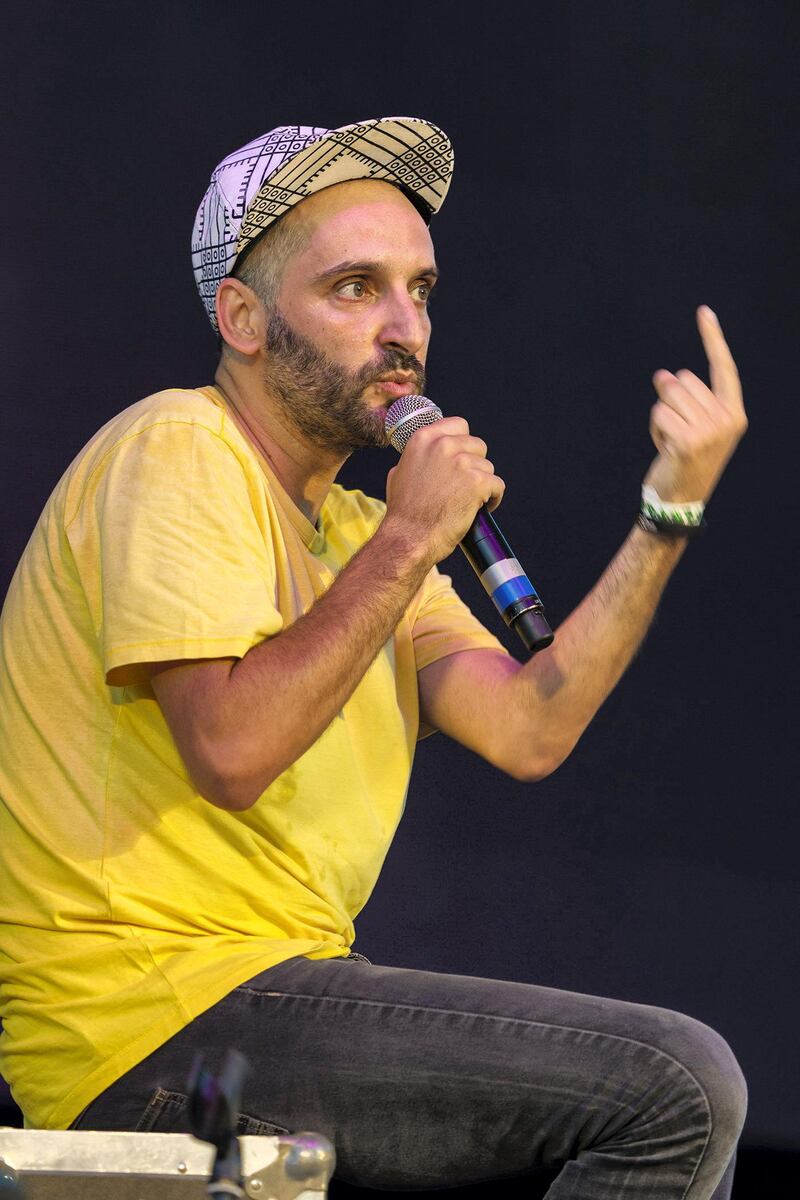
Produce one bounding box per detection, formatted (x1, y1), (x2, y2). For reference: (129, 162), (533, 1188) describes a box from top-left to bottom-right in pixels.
(336, 279), (369, 299)
(412, 280), (436, 304)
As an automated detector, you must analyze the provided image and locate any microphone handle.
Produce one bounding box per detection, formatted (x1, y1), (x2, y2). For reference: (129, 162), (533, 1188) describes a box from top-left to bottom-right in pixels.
(459, 507), (554, 654)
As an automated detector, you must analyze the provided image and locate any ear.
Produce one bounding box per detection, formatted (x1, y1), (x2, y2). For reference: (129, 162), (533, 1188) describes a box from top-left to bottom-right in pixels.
(215, 278), (266, 356)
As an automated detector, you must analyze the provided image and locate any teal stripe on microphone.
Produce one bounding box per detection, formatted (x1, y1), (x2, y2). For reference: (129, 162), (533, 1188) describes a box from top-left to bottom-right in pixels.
(479, 557), (540, 613)
(492, 576), (539, 609)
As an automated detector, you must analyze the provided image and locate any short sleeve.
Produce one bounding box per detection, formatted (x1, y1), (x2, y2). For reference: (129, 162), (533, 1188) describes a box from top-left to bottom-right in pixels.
(409, 565), (512, 673)
(65, 420), (283, 687)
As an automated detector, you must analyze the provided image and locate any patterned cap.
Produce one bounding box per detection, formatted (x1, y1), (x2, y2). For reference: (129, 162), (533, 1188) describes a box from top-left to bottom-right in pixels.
(191, 116), (454, 330)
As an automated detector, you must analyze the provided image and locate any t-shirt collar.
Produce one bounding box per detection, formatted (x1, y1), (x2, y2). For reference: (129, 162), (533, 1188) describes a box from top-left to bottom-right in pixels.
(203, 385), (327, 555)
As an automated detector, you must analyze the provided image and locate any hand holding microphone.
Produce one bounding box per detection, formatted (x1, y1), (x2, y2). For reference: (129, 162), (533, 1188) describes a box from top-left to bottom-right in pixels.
(384, 411), (504, 561)
(384, 396), (553, 655)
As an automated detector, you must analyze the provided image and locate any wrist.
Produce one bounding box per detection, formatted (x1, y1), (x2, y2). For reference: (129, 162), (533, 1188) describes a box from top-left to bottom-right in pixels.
(638, 484), (707, 539)
(630, 521), (690, 558)
(373, 514), (435, 577)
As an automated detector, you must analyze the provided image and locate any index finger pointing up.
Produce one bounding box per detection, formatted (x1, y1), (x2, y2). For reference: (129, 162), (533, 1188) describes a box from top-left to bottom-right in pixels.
(697, 305), (744, 413)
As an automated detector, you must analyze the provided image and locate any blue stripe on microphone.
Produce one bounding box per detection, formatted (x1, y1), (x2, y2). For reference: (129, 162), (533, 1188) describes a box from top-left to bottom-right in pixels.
(490, 575), (540, 611)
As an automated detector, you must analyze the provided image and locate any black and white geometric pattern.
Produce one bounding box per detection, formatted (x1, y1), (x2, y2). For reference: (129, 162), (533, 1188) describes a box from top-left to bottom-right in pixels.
(191, 117), (454, 330)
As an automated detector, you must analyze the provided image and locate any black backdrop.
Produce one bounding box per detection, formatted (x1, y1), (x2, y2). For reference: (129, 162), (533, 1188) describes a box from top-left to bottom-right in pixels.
(3, 0), (798, 1178)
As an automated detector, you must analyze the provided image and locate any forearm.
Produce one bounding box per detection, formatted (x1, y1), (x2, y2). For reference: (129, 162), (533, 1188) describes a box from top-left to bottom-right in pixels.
(512, 524), (687, 771)
(202, 517), (431, 807)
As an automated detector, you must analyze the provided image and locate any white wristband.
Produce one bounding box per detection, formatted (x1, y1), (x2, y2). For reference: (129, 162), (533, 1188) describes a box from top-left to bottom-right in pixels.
(641, 485), (705, 526)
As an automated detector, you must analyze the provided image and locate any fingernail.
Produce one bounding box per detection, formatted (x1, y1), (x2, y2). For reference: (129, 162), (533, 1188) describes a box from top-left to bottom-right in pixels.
(701, 305), (718, 321)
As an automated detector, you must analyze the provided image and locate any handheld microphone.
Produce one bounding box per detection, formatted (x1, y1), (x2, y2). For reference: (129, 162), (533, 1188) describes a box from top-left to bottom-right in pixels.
(384, 395), (554, 655)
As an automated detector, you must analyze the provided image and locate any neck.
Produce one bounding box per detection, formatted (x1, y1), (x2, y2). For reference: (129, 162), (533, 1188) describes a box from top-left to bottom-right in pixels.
(214, 359), (346, 527)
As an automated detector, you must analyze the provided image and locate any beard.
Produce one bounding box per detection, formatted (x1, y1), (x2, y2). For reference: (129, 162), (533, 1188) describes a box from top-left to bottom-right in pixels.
(261, 308), (426, 455)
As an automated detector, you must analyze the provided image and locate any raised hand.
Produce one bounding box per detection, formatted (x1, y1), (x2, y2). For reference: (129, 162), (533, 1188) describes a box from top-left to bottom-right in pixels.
(642, 306), (748, 504)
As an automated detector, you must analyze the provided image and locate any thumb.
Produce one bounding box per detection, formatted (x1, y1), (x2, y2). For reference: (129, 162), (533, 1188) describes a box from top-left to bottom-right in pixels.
(385, 464), (397, 498)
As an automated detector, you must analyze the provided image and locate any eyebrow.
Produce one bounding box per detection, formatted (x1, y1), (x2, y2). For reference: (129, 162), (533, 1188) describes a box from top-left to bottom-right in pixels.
(312, 259), (440, 284)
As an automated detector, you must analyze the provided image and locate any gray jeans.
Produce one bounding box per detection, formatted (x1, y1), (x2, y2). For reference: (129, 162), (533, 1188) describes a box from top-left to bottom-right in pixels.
(71, 954), (746, 1198)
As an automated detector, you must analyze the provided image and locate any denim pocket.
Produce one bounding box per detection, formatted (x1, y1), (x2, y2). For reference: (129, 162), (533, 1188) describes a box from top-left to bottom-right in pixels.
(235, 1112), (291, 1137)
(135, 1086), (290, 1137)
(135, 1087), (188, 1132)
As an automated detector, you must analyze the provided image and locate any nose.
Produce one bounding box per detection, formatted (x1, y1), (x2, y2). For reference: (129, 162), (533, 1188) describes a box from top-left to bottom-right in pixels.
(376, 286), (429, 359)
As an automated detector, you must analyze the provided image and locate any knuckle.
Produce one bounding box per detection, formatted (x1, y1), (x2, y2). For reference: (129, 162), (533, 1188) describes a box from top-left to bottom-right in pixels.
(722, 412), (747, 440)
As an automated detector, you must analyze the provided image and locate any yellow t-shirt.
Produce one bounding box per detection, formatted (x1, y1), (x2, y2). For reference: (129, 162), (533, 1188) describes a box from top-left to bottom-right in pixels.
(0, 385), (509, 1130)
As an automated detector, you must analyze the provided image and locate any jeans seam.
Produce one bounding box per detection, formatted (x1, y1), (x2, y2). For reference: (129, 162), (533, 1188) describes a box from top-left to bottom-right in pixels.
(235, 986), (713, 1193)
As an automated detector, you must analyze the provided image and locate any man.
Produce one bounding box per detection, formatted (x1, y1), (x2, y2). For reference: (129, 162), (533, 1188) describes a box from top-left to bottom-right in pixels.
(0, 118), (748, 1196)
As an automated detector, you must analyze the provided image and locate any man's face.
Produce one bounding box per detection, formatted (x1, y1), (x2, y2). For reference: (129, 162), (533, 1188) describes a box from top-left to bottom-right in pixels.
(259, 179), (437, 454)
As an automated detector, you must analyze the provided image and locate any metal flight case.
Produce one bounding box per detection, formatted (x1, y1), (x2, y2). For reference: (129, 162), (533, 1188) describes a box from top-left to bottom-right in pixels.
(0, 1127), (335, 1198)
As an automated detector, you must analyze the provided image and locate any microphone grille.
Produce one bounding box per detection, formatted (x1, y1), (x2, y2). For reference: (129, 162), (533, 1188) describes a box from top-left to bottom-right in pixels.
(384, 394), (443, 453)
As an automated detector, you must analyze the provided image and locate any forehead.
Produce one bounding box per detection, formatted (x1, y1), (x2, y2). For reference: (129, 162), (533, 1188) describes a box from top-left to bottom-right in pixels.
(291, 179), (435, 271)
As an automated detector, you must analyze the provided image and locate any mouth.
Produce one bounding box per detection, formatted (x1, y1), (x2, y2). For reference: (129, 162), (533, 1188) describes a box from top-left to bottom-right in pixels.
(369, 374), (417, 400)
